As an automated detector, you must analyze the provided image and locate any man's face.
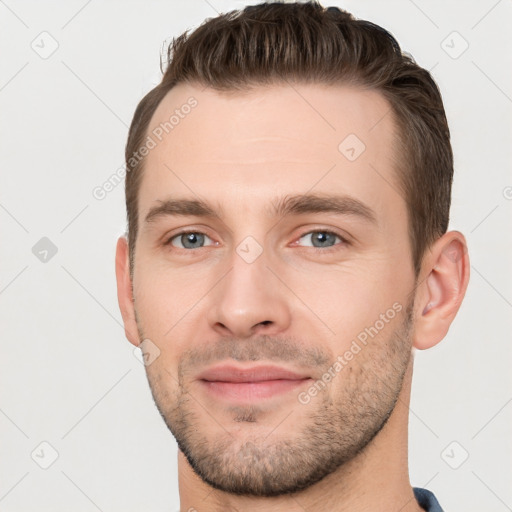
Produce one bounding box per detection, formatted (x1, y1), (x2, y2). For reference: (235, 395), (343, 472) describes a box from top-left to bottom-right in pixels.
(131, 83), (417, 496)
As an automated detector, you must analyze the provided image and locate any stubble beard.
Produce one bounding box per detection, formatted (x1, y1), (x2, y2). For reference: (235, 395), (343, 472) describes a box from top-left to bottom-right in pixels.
(139, 300), (414, 497)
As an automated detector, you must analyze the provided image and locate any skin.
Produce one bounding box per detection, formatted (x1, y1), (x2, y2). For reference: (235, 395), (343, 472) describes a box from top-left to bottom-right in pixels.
(115, 82), (470, 511)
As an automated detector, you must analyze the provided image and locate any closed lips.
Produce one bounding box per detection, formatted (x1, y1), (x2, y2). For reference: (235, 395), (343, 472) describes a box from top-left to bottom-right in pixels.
(197, 364), (311, 383)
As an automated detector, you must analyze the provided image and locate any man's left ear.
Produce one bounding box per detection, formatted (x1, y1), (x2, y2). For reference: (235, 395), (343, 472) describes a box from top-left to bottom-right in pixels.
(413, 231), (470, 350)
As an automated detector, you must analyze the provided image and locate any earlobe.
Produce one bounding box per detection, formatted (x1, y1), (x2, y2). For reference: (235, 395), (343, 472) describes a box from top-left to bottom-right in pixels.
(115, 235), (140, 347)
(413, 231), (470, 350)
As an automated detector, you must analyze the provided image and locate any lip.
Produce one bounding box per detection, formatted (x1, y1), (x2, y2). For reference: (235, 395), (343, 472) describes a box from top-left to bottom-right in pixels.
(197, 364), (310, 383)
(197, 364), (312, 402)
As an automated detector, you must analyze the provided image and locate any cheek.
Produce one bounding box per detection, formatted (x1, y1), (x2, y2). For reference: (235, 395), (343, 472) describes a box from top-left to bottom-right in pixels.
(133, 259), (211, 342)
(283, 261), (406, 344)
(132, 239), (412, 358)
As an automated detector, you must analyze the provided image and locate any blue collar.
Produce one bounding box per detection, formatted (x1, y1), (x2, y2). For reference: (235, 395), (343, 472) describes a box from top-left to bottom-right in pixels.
(413, 487), (444, 512)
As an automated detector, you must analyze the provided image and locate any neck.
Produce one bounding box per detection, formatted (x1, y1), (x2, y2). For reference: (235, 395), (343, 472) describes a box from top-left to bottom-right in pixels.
(177, 359), (422, 512)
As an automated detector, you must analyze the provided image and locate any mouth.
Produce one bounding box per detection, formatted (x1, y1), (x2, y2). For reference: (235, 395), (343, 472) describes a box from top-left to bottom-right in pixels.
(200, 378), (311, 402)
(197, 364), (312, 402)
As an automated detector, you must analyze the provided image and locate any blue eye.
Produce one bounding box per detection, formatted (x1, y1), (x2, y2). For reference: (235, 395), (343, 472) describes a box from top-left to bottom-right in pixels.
(165, 229), (347, 252)
(297, 231), (344, 248)
(167, 232), (214, 249)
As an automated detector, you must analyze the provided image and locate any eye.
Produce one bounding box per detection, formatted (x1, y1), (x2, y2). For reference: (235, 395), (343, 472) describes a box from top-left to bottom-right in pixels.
(296, 230), (346, 249)
(165, 229), (347, 251)
(166, 231), (215, 249)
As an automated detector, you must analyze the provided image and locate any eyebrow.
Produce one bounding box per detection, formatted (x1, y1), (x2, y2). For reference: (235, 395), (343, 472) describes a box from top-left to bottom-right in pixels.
(271, 193), (377, 224)
(144, 193), (377, 225)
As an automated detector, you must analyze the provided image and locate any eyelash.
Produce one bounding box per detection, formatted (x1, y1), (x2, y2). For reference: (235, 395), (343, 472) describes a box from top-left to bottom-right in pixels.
(164, 229), (350, 252)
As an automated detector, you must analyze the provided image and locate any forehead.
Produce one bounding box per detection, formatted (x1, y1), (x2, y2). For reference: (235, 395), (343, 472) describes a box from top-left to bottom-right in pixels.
(138, 82), (401, 222)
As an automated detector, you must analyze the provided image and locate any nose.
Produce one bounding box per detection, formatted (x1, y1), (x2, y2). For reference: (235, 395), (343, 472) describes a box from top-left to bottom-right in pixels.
(206, 248), (292, 339)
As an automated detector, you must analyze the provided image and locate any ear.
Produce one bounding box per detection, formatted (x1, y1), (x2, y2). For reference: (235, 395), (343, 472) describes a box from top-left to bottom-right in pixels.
(115, 235), (140, 347)
(413, 231), (470, 350)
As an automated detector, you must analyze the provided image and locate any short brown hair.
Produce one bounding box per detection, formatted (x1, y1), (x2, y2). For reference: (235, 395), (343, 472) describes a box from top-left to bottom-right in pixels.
(124, 1), (453, 278)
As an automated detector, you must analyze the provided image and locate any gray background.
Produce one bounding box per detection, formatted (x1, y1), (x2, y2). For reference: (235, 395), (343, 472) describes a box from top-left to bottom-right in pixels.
(1, 0), (511, 510)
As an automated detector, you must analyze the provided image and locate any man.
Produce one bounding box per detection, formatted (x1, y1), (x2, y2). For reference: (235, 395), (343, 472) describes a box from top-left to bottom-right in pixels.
(115, 2), (470, 510)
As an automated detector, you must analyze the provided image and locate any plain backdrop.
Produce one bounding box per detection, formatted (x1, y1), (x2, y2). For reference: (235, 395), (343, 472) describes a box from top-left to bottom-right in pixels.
(1, 1), (511, 510)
